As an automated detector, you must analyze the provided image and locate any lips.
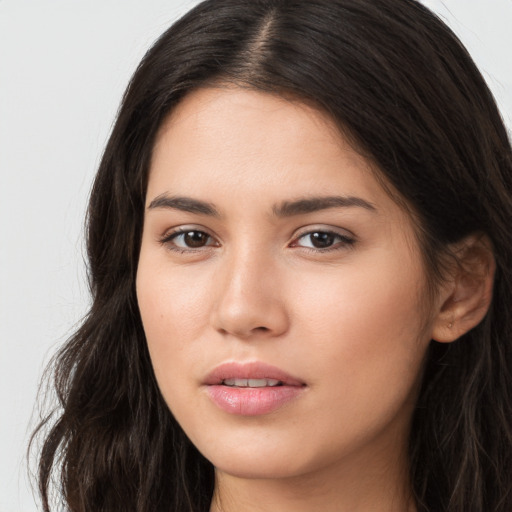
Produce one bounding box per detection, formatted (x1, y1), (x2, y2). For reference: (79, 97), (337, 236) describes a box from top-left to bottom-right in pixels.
(203, 361), (304, 386)
(203, 362), (306, 416)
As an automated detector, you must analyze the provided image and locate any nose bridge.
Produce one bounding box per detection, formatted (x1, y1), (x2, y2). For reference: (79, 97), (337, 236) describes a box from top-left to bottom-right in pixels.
(211, 240), (289, 338)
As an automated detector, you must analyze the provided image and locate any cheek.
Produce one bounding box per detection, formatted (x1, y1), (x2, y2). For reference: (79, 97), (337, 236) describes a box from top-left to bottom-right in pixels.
(292, 256), (425, 342)
(136, 253), (213, 382)
(289, 256), (429, 405)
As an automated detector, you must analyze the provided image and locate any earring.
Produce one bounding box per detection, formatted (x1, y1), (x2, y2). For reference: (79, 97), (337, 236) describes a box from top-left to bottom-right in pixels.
(448, 321), (454, 329)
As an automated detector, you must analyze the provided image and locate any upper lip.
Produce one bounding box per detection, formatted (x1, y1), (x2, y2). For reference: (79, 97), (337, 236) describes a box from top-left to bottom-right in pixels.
(203, 361), (305, 387)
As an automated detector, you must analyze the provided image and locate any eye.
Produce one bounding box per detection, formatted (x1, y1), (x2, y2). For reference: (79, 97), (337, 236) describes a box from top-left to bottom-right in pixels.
(160, 228), (218, 251)
(292, 230), (355, 251)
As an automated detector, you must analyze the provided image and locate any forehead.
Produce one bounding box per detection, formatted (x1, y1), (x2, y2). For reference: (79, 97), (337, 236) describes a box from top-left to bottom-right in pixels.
(154, 89), (359, 187)
(148, 86), (405, 224)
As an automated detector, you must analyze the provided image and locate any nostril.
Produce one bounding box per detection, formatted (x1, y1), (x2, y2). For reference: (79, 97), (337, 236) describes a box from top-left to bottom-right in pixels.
(218, 325), (271, 338)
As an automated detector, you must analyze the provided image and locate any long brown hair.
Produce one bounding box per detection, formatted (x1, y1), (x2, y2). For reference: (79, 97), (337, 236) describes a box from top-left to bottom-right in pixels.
(32, 1), (512, 510)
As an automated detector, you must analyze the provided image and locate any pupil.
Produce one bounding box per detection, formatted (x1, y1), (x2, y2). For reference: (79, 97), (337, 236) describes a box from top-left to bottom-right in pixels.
(184, 231), (207, 247)
(311, 232), (334, 248)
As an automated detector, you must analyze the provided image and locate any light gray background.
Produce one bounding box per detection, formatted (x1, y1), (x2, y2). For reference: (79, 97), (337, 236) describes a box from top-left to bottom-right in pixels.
(1, 1), (510, 511)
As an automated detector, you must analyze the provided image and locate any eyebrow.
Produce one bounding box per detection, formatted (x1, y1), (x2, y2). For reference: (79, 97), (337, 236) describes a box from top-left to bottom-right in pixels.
(148, 194), (220, 217)
(147, 193), (377, 217)
(273, 195), (377, 217)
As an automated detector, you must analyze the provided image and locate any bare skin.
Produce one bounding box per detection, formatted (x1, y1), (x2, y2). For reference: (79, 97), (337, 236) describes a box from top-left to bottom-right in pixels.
(136, 87), (494, 512)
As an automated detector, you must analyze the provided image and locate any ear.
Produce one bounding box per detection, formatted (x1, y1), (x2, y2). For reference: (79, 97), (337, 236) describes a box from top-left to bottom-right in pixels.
(431, 234), (495, 343)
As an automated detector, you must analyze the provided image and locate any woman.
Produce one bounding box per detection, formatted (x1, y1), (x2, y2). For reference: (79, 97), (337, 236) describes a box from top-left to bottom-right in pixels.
(33, 0), (512, 511)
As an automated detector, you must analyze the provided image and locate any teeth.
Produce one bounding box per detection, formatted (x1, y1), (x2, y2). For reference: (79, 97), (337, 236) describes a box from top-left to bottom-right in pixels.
(223, 378), (281, 387)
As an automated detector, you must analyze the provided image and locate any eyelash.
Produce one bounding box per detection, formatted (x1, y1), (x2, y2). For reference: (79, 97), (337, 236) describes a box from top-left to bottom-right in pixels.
(291, 230), (356, 252)
(159, 228), (355, 254)
(159, 228), (218, 254)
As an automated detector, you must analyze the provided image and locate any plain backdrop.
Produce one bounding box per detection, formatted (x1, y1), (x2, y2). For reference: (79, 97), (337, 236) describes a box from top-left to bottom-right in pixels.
(0, 1), (510, 511)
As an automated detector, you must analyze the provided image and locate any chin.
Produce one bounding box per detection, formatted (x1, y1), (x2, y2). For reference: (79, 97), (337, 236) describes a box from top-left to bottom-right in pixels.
(196, 434), (331, 481)
(211, 455), (308, 480)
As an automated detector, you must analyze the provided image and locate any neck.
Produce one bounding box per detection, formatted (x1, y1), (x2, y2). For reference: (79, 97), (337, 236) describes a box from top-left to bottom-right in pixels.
(209, 444), (416, 512)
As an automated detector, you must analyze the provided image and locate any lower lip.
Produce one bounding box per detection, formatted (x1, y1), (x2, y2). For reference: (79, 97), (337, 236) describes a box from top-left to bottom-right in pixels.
(206, 385), (304, 416)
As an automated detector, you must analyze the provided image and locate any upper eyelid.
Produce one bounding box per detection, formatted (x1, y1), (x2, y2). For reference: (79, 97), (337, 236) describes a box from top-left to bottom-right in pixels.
(159, 225), (218, 240)
(157, 224), (356, 246)
(292, 225), (356, 240)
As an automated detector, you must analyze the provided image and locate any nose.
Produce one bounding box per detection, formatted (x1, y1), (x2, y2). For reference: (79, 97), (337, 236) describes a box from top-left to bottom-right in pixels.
(210, 247), (290, 339)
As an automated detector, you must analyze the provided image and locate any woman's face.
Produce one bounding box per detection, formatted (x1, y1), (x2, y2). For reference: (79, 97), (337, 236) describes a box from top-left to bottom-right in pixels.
(137, 87), (437, 480)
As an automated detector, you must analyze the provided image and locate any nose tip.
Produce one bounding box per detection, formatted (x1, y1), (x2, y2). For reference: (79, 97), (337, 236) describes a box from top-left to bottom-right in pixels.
(210, 263), (289, 340)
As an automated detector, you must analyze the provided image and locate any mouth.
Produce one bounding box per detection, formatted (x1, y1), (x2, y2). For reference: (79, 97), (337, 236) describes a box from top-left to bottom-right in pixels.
(221, 378), (283, 388)
(204, 361), (305, 387)
(203, 362), (306, 416)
